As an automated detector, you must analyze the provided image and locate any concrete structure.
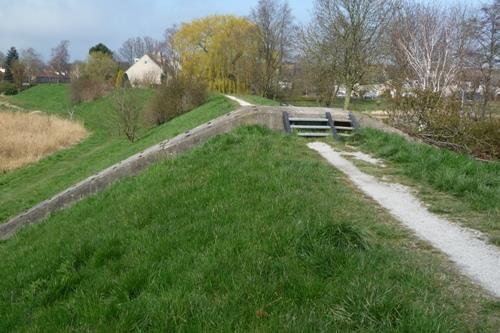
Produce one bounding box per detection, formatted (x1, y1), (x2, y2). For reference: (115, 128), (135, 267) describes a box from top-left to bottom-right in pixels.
(0, 106), (401, 239)
(125, 54), (163, 87)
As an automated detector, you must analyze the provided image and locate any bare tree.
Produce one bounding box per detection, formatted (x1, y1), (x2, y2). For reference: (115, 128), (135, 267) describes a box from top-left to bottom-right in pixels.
(158, 25), (181, 78)
(119, 38), (138, 64)
(110, 87), (143, 142)
(49, 40), (70, 78)
(298, 22), (340, 105)
(0, 51), (5, 67)
(11, 60), (26, 91)
(119, 36), (161, 65)
(143, 36), (159, 54)
(472, 0), (500, 117)
(21, 48), (43, 84)
(313, 0), (395, 109)
(251, 0), (295, 99)
(389, 2), (473, 98)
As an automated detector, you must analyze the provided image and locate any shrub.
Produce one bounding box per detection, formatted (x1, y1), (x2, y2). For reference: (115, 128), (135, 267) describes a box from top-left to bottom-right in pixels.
(70, 77), (99, 103)
(389, 90), (500, 160)
(109, 87), (143, 142)
(70, 52), (118, 103)
(0, 82), (18, 95)
(115, 69), (125, 88)
(145, 75), (207, 126)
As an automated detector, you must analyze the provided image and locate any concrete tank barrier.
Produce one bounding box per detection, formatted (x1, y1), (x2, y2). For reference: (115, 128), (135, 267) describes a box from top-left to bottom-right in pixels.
(0, 106), (395, 239)
(0, 107), (284, 239)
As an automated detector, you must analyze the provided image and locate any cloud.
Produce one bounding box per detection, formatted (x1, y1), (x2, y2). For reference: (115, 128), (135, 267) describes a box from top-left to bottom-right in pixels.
(0, 0), (311, 60)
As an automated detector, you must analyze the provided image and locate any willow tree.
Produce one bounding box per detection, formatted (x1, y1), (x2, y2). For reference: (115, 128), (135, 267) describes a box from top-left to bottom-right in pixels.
(173, 15), (259, 94)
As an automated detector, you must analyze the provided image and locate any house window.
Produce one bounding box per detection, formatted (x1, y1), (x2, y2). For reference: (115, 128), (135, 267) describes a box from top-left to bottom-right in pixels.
(145, 61), (148, 64)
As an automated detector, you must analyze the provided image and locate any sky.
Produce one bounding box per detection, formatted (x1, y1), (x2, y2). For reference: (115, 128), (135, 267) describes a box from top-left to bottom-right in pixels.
(0, 0), (483, 62)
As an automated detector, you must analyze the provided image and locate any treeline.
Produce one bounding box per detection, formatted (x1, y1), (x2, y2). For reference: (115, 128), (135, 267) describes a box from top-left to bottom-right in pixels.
(112, 0), (295, 99)
(0, 40), (71, 95)
(3, 0), (499, 157)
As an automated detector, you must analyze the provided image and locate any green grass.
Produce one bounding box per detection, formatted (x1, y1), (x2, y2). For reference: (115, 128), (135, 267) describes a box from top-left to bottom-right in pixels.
(348, 128), (500, 242)
(0, 84), (236, 223)
(284, 96), (389, 112)
(487, 101), (500, 116)
(237, 94), (281, 106)
(0, 126), (497, 332)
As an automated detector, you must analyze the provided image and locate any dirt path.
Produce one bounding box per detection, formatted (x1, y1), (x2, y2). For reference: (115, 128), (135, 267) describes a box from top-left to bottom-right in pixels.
(308, 142), (500, 298)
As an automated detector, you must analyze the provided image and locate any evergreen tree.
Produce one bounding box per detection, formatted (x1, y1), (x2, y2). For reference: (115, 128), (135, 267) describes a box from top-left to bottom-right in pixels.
(4, 47), (19, 83)
(89, 43), (113, 57)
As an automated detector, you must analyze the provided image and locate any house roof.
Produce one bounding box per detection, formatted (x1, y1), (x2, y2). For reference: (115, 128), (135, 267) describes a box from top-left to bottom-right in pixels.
(146, 53), (163, 68)
(127, 54), (163, 72)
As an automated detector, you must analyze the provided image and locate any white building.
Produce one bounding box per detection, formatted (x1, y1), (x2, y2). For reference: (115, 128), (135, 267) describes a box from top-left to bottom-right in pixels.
(125, 54), (163, 87)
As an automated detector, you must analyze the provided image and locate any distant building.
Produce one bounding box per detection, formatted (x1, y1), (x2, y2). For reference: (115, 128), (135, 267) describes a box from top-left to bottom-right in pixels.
(125, 54), (164, 87)
(0, 67), (5, 73)
(34, 70), (70, 84)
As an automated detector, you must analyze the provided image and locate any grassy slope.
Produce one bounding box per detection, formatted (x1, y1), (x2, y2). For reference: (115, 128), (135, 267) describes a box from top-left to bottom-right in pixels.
(0, 85), (236, 222)
(0, 126), (497, 332)
(349, 128), (500, 243)
(237, 94), (281, 106)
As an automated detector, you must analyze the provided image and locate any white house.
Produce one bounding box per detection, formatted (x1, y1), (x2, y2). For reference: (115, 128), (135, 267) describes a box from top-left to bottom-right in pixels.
(0, 67), (5, 74)
(125, 54), (163, 87)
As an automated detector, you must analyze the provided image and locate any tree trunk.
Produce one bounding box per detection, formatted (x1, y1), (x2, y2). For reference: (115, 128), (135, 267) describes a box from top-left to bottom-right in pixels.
(344, 85), (352, 110)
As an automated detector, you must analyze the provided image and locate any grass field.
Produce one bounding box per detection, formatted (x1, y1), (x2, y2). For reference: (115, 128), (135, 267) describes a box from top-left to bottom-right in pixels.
(282, 96), (389, 112)
(0, 85), (236, 223)
(347, 128), (500, 244)
(0, 110), (87, 173)
(0, 126), (498, 332)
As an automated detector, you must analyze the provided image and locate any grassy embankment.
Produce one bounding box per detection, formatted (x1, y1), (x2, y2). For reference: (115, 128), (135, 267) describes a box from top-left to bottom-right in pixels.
(237, 94), (281, 106)
(0, 84), (236, 223)
(0, 126), (498, 331)
(346, 128), (500, 245)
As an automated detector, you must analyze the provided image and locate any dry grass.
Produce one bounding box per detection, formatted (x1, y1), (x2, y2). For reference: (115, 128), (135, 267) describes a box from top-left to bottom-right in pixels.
(0, 111), (87, 173)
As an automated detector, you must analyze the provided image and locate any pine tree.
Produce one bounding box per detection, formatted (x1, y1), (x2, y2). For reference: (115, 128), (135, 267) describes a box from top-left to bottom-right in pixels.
(4, 47), (19, 83)
(89, 43), (113, 57)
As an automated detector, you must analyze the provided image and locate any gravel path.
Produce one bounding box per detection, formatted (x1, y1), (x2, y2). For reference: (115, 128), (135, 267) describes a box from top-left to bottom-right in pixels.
(224, 95), (254, 106)
(308, 142), (500, 298)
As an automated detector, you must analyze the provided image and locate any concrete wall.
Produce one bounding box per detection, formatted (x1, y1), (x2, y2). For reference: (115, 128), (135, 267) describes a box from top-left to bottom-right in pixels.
(0, 107), (284, 239)
(0, 106), (398, 239)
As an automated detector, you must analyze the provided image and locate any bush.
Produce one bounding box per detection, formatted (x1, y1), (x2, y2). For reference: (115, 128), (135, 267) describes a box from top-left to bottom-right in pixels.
(70, 77), (95, 103)
(0, 82), (18, 95)
(389, 90), (500, 160)
(145, 76), (207, 125)
(109, 87), (143, 142)
(70, 52), (118, 103)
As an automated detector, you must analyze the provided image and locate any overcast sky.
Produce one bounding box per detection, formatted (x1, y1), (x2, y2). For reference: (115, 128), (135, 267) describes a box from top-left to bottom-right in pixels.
(0, 0), (482, 62)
